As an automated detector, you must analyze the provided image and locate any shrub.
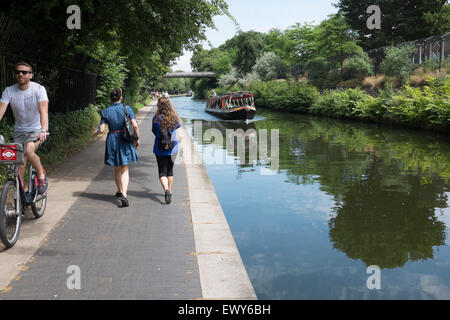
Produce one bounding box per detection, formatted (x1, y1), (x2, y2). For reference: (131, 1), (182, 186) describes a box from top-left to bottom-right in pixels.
(311, 88), (370, 118)
(238, 71), (260, 87)
(379, 76), (449, 130)
(342, 51), (374, 80)
(213, 73), (449, 133)
(39, 105), (101, 167)
(304, 57), (330, 82)
(245, 79), (319, 112)
(380, 44), (415, 84)
(252, 52), (288, 81)
(0, 105), (101, 184)
(422, 57), (440, 73)
(218, 67), (240, 87)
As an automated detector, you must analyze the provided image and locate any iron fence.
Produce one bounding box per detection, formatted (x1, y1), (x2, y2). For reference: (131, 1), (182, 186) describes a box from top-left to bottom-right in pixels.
(0, 51), (98, 116)
(368, 32), (450, 74)
(289, 31), (450, 78)
(0, 12), (98, 117)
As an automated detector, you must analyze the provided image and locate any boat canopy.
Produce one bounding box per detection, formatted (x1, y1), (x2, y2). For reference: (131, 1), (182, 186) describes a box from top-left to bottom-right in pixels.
(207, 91), (255, 109)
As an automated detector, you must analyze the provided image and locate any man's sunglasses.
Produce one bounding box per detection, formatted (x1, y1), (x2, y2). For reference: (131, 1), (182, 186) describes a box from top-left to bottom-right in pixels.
(15, 70), (32, 75)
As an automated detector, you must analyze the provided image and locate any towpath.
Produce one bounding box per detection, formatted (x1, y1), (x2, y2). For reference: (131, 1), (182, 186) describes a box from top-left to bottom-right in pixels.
(0, 101), (255, 300)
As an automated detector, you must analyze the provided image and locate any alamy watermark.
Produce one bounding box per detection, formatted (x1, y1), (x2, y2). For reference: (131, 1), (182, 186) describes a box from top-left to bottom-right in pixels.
(66, 265), (81, 290)
(67, 5), (81, 30)
(366, 265), (381, 290)
(367, 5), (381, 30)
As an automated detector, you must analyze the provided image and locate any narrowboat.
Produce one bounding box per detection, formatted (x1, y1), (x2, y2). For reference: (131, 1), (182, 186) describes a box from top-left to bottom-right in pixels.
(205, 91), (256, 120)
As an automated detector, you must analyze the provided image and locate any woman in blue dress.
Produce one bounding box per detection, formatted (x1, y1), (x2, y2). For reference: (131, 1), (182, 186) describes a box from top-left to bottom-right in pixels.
(93, 89), (140, 207)
(152, 97), (181, 204)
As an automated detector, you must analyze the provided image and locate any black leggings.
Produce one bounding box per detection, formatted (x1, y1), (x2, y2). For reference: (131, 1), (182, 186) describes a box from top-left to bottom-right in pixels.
(156, 155), (174, 178)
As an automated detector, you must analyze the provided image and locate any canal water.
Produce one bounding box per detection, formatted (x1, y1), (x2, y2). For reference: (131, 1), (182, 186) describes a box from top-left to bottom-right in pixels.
(172, 96), (450, 300)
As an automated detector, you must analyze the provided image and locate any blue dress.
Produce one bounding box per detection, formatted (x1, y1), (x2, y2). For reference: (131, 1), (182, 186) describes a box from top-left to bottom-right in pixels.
(101, 102), (138, 166)
(152, 115), (181, 156)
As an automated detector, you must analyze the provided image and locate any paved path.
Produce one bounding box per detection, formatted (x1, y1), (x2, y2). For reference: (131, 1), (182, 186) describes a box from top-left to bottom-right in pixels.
(0, 101), (256, 300)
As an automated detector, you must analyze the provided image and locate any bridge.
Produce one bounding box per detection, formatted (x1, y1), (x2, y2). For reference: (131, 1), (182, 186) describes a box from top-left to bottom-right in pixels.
(163, 72), (216, 79)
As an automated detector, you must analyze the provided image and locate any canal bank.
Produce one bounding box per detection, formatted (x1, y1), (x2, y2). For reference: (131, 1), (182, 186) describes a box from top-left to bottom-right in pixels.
(0, 100), (256, 299)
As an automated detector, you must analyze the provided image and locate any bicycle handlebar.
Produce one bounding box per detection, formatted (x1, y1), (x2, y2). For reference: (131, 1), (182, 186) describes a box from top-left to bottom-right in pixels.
(0, 133), (50, 152)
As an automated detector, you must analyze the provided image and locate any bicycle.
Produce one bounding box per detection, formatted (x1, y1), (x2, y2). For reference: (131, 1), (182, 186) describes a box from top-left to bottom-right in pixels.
(0, 135), (48, 248)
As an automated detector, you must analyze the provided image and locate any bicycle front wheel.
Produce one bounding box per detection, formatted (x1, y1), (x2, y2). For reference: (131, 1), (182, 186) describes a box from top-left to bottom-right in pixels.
(0, 180), (22, 248)
(31, 193), (47, 219)
(30, 170), (47, 219)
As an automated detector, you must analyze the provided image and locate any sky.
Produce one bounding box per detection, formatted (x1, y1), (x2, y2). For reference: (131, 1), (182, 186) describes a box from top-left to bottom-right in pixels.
(171, 0), (338, 72)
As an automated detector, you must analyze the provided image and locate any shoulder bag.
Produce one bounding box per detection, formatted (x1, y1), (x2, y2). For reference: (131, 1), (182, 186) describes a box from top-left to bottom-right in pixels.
(122, 105), (139, 142)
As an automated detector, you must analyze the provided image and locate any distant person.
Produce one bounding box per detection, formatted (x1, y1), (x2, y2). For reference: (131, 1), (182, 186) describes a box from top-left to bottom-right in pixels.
(152, 97), (181, 204)
(0, 62), (49, 194)
(93, 89), (140, 207)
(211, 90), (217, 97)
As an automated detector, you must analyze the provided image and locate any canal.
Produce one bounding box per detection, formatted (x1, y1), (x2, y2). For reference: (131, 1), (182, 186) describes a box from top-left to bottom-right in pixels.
(172, 96), (450, 300)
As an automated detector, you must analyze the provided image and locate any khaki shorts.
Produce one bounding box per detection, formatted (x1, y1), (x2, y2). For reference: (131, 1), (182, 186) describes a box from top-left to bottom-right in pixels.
(13, 130), (41, 154)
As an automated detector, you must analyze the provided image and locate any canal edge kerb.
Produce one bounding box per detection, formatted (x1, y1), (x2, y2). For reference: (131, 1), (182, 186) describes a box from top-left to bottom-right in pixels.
(178, 123), (258, 300)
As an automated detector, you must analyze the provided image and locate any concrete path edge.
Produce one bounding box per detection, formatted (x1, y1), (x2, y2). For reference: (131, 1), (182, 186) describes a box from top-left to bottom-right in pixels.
(178, 123), (257, 300)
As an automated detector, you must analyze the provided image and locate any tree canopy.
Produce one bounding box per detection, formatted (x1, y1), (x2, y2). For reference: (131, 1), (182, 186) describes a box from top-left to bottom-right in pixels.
(335, 0), (450, 49)
(1, 0), (229, 104)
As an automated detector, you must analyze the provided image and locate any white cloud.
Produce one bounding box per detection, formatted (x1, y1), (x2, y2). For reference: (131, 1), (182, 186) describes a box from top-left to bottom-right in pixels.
(171, 50), (193, 72)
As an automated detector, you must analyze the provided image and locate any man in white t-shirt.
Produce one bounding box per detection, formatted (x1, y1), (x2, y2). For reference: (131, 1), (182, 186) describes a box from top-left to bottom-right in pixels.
(0, 62), (49, 194)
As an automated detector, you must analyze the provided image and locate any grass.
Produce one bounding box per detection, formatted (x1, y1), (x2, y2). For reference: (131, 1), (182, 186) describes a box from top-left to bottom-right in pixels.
(361, 67), (450, 89)
(362, 75), (386, 88)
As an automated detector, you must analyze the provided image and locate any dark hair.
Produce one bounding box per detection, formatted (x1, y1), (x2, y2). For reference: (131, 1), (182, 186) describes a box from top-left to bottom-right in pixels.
(110, 89), (122, 102)
(15, 62), (33, 72)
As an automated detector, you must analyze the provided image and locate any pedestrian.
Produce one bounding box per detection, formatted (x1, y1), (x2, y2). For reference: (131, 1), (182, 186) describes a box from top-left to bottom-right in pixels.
(93, 89), (140, 207)
(152, 97), (181, 204)
(0, 62), (50, 194)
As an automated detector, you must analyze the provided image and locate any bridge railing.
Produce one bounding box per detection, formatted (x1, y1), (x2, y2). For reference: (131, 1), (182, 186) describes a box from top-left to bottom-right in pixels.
(163, 72), (216, 79)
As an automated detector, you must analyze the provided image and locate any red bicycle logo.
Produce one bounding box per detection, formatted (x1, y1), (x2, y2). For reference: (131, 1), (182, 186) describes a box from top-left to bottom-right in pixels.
(1, 146), (17, 161)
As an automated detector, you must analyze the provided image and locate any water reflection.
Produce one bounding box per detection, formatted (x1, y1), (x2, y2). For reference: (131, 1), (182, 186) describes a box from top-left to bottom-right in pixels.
(174, 96), (450, 299)
(329, 171), (447, 269)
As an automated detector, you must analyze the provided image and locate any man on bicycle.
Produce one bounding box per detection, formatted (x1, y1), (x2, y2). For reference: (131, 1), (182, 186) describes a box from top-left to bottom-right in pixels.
(0, 62), (49, 194)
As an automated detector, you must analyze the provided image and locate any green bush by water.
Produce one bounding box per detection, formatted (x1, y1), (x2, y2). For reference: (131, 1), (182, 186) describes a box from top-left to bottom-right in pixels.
(312, 76), (450, 131)
(214, 79), (320, 113)
(214, 76), (450, 133)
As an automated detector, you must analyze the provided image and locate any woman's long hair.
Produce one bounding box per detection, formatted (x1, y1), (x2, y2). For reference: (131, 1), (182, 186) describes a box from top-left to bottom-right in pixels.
(154, 97), (180, 130)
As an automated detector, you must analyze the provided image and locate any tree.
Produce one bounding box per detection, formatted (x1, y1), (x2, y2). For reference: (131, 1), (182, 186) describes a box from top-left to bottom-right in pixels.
(232, 31), (265, 75)
(336, 0), (450, 49)
(191, 46), (233, 76)
(157, 73), (190, 94)
(2, 0), (229, 104)
(284, 23), (318, 64)
(314, 13), (361, 71)
(424, 3), (450, 35)
(304, 57), (331, 82)
(263, 28), (298, 65)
